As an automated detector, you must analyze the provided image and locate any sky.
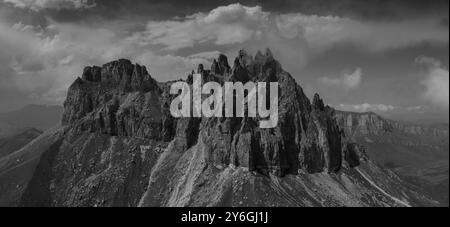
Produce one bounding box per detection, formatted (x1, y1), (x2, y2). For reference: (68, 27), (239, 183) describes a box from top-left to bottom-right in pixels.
(0, 0), (448, 123)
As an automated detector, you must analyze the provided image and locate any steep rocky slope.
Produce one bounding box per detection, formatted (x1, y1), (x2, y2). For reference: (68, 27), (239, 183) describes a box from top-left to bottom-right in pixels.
(335, 111), (449, 206)
(1, 50), (437, 207)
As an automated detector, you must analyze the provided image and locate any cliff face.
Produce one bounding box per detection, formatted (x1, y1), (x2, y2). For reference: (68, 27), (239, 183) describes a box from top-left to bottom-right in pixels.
(334, 110), (449, 158)
(335, 111), (449, 206)
(335, 111), (449, 139)
(6, 50), (437, 207)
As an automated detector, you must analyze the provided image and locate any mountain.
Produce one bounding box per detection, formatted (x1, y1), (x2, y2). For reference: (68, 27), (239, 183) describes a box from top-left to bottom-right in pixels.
(335, 111), (449, 206)
(0, 50), (437, 207)
(0, 105), (63, 131)
(0, 128), (43, 206)
(0, 120), (22, 138)
(0, 127), (62, 206)
(0, 128), (42, 159)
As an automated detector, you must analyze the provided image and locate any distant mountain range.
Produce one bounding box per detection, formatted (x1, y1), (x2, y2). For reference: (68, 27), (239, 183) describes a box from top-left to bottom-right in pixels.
(0, 105), (63, 133)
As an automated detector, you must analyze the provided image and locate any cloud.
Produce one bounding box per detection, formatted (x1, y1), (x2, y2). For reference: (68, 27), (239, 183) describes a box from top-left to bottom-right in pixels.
(134, 4), (270, 51)
(338, 103), (396, 113)
(2, 0), (96, 11)
(0, 3), (448, 109)
(135, 52), (211, 81)
(406, 105), (425, 112)
(131, 4), (448, 53)
(415, 56), (442, 68)
(0, 19), (210, 106)
(416, 56), (449, 110)
(319, 68), (362, 90)
(276, 13), (449, 52)
(187, 51), (222, 61)
(127, 3), (310, 73)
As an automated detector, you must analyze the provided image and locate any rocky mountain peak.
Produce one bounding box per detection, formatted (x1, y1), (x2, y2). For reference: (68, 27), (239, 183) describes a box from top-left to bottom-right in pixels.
(211, 54), (230, 75)
(236, 49), (254, 68)
(312, 93), (325, 111)
(62, 59), (159, 127)
(197, 63), (205, 74)
(255, 50), (264, 61)
(228, 48), (281, 83)
(9, 49), (436, 208)
(255, 48), (274, 62)
(81, 66), (102, 82)
(61, 50), (364, 177)
(80, 59), (157, 92)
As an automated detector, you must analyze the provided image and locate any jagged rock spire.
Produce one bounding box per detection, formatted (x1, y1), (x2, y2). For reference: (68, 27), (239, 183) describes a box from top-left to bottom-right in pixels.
(211, 54), (230, 75)
(197, 64), (204, 74)
(313, 93), (325, 111)
(236, 49), (253, 68)
(264, 48), (273, 58)
(254, 50), (264, 63)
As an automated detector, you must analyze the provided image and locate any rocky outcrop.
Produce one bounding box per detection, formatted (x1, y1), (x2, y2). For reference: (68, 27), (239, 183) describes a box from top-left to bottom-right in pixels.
(62, 49), (359, 177)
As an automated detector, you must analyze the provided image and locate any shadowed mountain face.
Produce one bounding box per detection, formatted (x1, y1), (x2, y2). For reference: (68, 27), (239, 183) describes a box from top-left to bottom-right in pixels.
(0, 105), (63, 132)
(0, 50), (438, 207)
(335, 111), (449, 206)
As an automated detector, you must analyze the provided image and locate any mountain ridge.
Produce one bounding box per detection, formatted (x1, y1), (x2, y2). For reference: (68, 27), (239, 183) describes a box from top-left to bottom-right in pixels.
(0, 49), (439, 207)
(335, 110), (449, 138)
